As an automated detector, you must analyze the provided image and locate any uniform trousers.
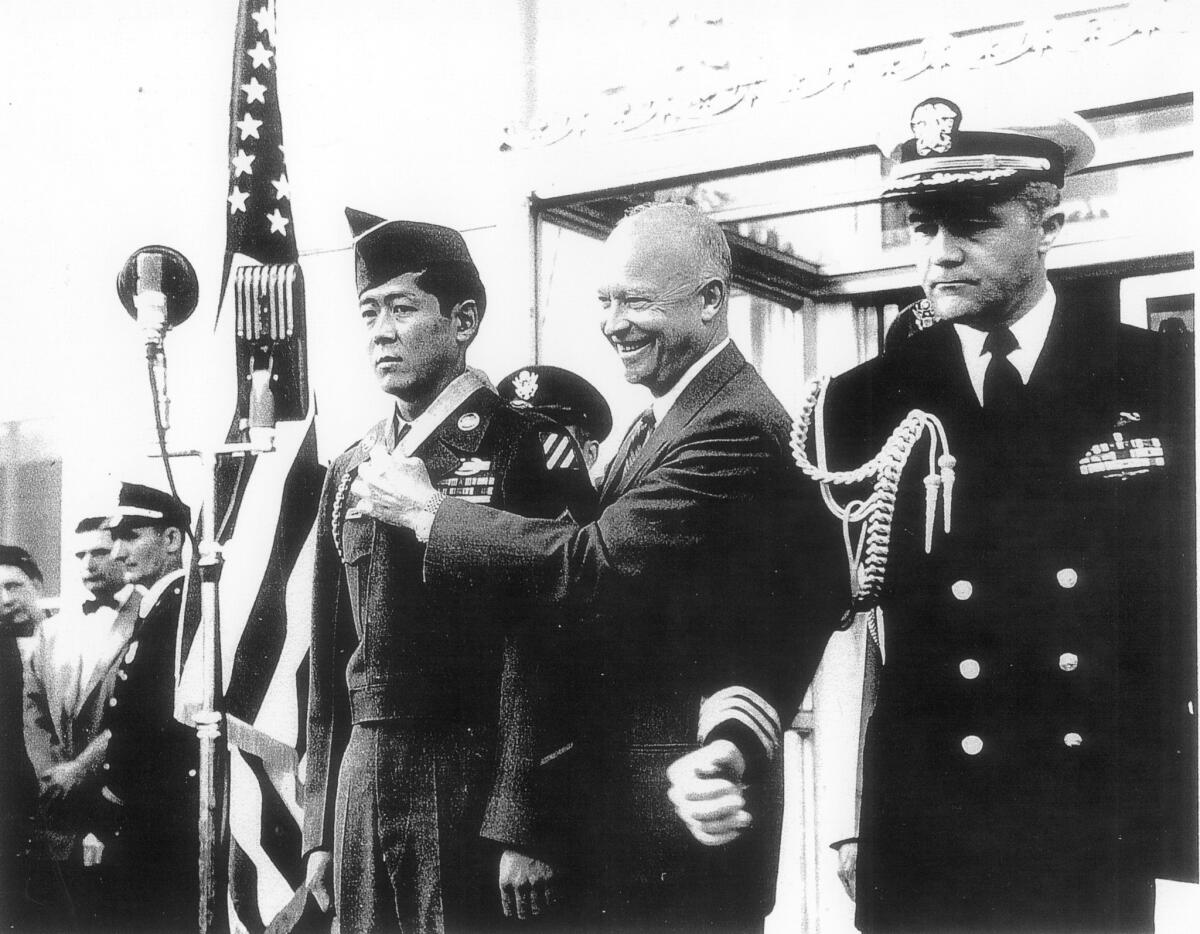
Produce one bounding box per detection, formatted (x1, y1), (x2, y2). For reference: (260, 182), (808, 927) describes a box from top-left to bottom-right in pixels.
(333, 722), (498, 934)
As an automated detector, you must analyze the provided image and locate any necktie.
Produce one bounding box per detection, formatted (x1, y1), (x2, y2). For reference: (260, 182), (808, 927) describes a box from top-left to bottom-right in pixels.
(82, 595), (119, 615)
(606, 409), (656, 491)
(388, 419), (411, 454)
(982, 327), (1023, 410)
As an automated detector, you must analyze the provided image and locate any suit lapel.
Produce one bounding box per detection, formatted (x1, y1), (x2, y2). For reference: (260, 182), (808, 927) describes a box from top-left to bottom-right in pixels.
(76, 593), (142, 718)
(610, 344), (746, 500)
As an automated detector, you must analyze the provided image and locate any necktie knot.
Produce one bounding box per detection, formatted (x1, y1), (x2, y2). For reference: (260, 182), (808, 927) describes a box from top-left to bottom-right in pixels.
(982, 326), (1019, 358)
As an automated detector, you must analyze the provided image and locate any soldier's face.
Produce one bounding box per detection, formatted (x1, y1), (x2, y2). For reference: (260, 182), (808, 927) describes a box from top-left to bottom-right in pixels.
(0, 565), (41, 630)
(74, 529), (124, 598)
(597, 225), (712, 398)
(907, 195), (1063, 328)
(359, 272), (463, 402)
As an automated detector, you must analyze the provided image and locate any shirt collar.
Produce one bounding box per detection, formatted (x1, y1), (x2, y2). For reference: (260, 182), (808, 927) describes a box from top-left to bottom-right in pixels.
(137, 567), (186, 618)
(651, 338), (731, 424)
(953, 283), (1056, 404)
(391, 366), (494, 456)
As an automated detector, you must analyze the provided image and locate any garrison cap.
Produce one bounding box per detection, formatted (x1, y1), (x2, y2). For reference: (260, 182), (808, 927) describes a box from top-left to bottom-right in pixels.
(103, 482), (192, 534)
(498, 365), (613, 442)
(346, 207), (482, 299)
(883, 97), (1096, 200)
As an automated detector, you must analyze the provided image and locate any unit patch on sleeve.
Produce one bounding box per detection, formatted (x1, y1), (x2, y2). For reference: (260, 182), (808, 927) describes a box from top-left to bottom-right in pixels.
(541, 431), (578, 470)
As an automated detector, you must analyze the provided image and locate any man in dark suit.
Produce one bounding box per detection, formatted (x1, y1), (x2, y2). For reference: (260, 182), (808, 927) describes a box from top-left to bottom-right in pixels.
(83, 482), (197, 932)
(348, 202), (844, 932)
(301, 210), (596, 931)
(812, 99), (1196, 932)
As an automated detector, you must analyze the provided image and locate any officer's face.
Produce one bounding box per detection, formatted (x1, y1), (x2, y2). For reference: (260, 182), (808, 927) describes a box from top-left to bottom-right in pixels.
(110, 525), (179, 588)
(359, 272), (467, 402)
(907, 194), (1063, 328)
(74, 529), (124, 598)
(597, 225), (715, 398)
(0, 565), (41, 631)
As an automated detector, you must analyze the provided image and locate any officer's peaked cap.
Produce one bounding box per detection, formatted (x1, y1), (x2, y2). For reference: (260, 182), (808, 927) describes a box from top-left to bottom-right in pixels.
(498, 365), (613, 442)
(103, 482), (192, 534)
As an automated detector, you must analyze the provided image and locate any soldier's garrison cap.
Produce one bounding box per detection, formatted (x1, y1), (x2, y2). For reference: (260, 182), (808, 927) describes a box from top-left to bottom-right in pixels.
(883, 97), (1097, 200)
(346, 207), (481, 299)
(498, 365), (613, 442)
(103, 482), (192, 534)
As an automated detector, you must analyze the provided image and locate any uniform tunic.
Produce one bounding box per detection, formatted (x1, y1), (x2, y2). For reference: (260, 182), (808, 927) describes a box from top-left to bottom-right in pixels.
(825, 304), (1197, 932)
(303, 383), (595, 933)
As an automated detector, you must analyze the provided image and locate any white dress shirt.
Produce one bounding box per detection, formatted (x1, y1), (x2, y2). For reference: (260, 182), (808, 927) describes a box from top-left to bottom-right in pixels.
(953, 284), (1056, 405)
(651, 337), (732, 425)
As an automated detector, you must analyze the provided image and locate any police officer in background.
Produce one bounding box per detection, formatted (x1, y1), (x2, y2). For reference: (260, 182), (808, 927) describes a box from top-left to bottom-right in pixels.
(791, 98), (1195, 931)
(497, 365), (613, 475)
(85, 483), (197, 932)
(302, 210), (595, 931)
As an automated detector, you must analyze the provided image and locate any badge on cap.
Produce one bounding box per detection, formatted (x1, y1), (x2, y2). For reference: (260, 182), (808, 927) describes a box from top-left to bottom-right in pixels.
(513, 370), (539, 402)
(457, 412), (481, 432)
(911, 98), (962, 156)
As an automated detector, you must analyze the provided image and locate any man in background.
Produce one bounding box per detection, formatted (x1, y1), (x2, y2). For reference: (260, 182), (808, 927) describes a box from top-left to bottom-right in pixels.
(498, 365), (613, 477)
(22, 515), (141, 928)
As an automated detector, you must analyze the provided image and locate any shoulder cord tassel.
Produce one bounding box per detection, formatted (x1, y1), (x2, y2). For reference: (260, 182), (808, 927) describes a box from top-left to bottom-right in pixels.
(791, 377), (955, 611)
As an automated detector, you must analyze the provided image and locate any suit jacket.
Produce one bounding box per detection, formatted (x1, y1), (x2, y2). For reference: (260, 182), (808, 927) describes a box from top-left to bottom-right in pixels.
(426, 344), (845, 926)
(824, 303), (1197, 932)
(302, 386), (596, 862)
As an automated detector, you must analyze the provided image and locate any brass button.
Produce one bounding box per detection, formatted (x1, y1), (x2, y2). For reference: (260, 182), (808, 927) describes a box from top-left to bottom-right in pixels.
(961, 735), (983, 756)
(959, 659), (981, 680)
(951, 580), (973, 601)
(1064, 732), (1083, 747)
(108, 698), (118, 708)
(1056, 568), (1078, 589)
(1059, 652), (1079, 672)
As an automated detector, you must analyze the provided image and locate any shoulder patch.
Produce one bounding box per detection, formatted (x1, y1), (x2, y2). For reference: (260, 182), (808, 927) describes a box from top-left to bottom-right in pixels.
(540, 431), (578, 470)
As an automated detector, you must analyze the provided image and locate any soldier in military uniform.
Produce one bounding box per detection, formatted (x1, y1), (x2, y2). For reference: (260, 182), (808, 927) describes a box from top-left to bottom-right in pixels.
(86, 482), (197, 932)
(811, 99), (1196, 931)
(301, 210), (596, 932)
(497, 365), (613, 475)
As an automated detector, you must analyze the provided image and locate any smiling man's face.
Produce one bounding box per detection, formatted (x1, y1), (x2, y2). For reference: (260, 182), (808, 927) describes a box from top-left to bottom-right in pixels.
(596, 222), (713, 398)
(907, 193), (1060, 329)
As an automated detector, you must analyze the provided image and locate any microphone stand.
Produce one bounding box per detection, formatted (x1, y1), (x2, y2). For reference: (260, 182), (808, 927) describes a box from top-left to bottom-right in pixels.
(145, 396), (274, 934)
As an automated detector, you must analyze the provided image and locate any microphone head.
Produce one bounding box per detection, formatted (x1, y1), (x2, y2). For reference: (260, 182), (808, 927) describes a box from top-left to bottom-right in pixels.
(116, 245), (199, 328)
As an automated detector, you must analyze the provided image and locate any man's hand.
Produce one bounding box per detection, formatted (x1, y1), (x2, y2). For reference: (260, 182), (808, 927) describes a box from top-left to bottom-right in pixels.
(499, 849), (556, 920)
(666, 739), (752, 847)
(346, 448), (437, 530)
(40, 760), (85, 804)
(835, 840), (858, 902)
(305, 850), (334, 913)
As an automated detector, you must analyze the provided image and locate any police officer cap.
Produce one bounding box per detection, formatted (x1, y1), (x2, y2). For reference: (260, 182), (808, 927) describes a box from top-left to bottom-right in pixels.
(498, 365), (613, 442)
(883, 97), (1097, 200)
(346, 207), (485, 310)
(103, 482), (192, 534)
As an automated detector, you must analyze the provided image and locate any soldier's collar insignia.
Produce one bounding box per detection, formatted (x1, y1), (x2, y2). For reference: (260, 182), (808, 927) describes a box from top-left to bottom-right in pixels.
(513, 369), (539, 402)
(457, 412), (481, 432)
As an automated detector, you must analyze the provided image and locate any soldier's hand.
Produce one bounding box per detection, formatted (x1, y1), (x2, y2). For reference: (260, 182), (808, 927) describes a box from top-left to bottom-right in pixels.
(666, 739), (752, 846)
(305, 849), (333, 913)
(835, 840), (858, 902)
(347, 448), (437, 530)
(499, 848), (556, 920)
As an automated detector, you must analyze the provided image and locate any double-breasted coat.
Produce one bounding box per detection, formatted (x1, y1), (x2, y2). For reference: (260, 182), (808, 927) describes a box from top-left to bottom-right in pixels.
(303, 385), (596, 932)
(825, 303), (1197, 932)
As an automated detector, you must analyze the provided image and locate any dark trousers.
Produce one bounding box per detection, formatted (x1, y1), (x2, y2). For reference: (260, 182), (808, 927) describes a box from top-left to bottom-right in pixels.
(333, 723), (498, 934)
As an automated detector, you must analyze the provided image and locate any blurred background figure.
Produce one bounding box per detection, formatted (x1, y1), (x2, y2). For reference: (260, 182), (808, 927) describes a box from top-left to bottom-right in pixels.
(498, 365), (613, 479)
(22, 513), (143, 930)
(1, 545), (43, 930)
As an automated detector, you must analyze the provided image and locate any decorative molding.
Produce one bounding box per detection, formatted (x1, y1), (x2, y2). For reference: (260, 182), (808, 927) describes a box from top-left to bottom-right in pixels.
(501, 1), (1189, 151)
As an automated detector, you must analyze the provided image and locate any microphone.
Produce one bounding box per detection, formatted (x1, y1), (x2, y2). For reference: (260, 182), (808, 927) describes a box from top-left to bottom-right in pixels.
(116, 246), (199, 436)
(233, 263), (309, 447)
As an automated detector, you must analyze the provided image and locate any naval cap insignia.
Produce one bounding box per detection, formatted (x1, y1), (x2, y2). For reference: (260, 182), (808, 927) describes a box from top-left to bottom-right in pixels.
(457, 412), (481, 432)
(911, 97), (962, 156)
(513, 369), (539, 402)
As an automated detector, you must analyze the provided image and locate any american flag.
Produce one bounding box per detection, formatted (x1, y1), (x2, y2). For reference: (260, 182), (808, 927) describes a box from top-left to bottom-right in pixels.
(175, 2), (325, 930)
